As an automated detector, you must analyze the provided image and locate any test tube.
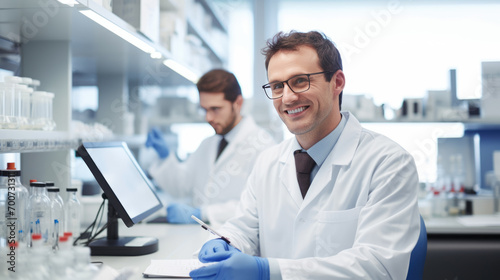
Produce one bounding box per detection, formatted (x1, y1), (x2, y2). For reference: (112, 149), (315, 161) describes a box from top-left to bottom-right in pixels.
(0, 83), (6, 128)
(31, 91), (45, 130)
(45, 92), (56, 131)
(41, 92), (49, 131)
(17, 84), (33, 130)
(31, 80), (41, 90)
(2, 81), (20, 129)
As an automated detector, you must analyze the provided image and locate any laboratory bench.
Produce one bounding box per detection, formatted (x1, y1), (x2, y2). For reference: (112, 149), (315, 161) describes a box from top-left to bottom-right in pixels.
(90, 223), (210, 279)
(423, 214), (500, 279)
(87, 214), (500, 279)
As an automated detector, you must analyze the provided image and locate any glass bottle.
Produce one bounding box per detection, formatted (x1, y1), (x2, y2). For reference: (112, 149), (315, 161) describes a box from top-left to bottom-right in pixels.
(29, 233), (50, 280)
(47, 184), (64, 250)
(64, 188), (81, 242)
(0, 162), (29, 245)
(29, 179), (38, 196)
(28, 182), (51, 246)
(0, 179), (7, 278)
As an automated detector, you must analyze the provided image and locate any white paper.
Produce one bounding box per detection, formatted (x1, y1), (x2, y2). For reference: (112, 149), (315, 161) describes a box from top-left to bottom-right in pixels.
(143, 259), (214, 278)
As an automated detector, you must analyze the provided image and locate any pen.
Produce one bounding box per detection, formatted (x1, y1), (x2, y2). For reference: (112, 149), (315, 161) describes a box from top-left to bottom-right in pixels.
(191, 215), (240, 250)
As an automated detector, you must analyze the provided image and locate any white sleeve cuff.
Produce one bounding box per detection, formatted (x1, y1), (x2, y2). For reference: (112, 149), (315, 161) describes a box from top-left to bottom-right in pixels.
(268, 258), (282, 280)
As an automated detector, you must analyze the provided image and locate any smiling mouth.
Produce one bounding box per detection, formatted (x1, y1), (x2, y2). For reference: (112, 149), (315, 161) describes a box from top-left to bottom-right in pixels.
(286, 106), (308, 115)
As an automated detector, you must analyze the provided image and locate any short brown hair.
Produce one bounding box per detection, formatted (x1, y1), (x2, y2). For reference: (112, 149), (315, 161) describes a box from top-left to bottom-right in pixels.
(196, 69), (242, 103)
(262, 31), (343, 108)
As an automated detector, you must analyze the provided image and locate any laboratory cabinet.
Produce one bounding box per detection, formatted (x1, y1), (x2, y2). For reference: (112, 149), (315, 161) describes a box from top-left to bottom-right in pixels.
(0, 0), (228, 188)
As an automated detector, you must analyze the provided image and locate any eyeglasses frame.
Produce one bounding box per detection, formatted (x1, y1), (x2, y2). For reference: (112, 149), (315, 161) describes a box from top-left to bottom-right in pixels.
(261, 70), (336, 100)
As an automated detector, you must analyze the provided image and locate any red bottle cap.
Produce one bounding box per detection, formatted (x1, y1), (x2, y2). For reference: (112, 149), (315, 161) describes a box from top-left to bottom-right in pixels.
(63, 232), (73, 237)
(30, 179), (37, 183)
(7, 162), (16, 170)
(32, 233), (42, 240)
(59, 236), (69, 242)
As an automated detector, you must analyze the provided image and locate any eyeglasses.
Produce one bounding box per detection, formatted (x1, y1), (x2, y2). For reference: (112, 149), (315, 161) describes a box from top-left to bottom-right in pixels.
(261, 71), (335, 100)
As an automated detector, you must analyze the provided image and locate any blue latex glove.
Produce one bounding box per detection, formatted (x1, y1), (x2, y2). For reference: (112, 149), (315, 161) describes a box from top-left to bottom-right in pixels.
(198, 239), (240, 262)
(190, 239), (269, 280)
(145, 127), (169, 159)
(166, 203), (201, 224)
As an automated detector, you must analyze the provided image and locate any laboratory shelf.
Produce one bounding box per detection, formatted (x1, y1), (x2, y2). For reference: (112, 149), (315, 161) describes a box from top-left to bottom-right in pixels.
(0, 130), (79, 153)
(0, 0), (195, 87)
(148, 115), (205, 127)
(0, 130), (148, 153)
(187, 19), (227, 65)
(196, 0), (228, 34)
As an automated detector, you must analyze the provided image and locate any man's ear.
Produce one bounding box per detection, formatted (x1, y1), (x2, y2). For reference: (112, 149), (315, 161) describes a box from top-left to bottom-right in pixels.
(234, 95), (244, 111)
(332, 70), (345, 96)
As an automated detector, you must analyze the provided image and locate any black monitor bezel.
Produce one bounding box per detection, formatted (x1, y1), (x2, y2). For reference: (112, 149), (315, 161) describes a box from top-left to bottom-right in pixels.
(77, 141), (163, 227)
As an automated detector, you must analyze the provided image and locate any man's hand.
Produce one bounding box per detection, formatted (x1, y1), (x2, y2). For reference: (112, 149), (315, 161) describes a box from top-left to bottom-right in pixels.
(190, 239), (270, 280)
(145, 127), (169, 159)
(166, 203), (201, 224)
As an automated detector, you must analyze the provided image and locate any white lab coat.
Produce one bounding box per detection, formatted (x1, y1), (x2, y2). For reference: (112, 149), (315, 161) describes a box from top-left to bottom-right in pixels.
(219, 112), (421, 279)
(148, 116), (276, 226)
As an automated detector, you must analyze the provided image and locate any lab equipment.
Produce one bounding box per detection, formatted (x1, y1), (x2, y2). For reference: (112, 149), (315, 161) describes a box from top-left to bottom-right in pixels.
(167, 202), (200, 224)
(47, 184), (65, 250)
(1, 81), (20, 129)
(0, 162), (29, 245)
(64, 188), (81, 242)
(0, 175), (7, 251)
(17, 84), (33, 129)
(77, 141), (163, 256)
(191, 239), (269, 280)
(0, 76), (55, 131)
(191, 215), (239, 250)
(0, 83), (6, 128)
(28, 182), (51, 245)
(44, 91), (56, 131)
(146, 127), (170, 159)
(29, 233), (51, 279)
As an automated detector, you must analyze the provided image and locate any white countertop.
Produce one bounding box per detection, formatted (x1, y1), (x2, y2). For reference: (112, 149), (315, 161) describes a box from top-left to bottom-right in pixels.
(90, 223), (210, 279)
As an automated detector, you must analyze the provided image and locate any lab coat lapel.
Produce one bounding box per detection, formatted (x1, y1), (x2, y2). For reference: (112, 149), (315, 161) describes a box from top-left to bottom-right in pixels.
(279, 143), (304, 209)
(300, 112), (362, 208)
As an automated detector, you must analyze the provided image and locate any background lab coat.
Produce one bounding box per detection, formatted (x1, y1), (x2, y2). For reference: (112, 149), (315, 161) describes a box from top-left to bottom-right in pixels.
(148, 116), (276, 226)
(219, 112), (421, 279)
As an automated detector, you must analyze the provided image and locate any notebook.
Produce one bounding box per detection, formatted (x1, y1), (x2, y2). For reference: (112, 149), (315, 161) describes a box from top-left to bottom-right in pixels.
(143, 259), (214, 278)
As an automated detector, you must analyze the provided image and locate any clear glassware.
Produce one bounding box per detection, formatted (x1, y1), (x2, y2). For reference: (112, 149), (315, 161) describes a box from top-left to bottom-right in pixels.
(0, 162), (29, 245)
(45, 92), (56, 131)
(47, 185), (64, 250)
(18, 84), (34, 129)
(31, 91), (45, 130)
(64, 188), (81, 241)
(0, 83), (6, 128)
(28, 182), (51, 245)
(2, 82), (20, 129)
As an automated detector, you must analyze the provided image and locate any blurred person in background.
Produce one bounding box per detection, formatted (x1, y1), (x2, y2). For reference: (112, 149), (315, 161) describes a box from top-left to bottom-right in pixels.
(146, 69), (275, 227)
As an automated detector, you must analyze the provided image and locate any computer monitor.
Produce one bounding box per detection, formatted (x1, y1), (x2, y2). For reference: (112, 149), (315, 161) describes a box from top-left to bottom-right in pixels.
(77, 141), (163, 256)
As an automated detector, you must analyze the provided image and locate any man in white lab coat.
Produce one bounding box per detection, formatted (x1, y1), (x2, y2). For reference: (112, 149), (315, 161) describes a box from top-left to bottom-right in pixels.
(146, 69), (275, 226)
(190, 31), (421, 279)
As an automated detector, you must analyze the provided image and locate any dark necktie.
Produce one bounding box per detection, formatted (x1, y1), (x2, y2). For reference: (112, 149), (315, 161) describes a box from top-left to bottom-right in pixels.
(294, 150), (316, 198)
(216, 137), (228, 160)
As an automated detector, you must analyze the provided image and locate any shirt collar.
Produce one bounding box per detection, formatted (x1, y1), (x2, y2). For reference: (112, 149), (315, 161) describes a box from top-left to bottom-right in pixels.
(293, 112), (347, 167)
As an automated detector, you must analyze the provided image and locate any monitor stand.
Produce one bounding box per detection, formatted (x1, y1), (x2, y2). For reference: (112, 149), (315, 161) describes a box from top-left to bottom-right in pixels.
(88, 201), (159, 256)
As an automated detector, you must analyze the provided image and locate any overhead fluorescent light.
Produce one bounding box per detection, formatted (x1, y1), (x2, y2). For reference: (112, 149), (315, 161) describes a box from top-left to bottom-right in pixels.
(57, 0), (78, 7)
(80, 10), (156, 54)
(163, 59), (199, 83)
(150, 51), (162, 59)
